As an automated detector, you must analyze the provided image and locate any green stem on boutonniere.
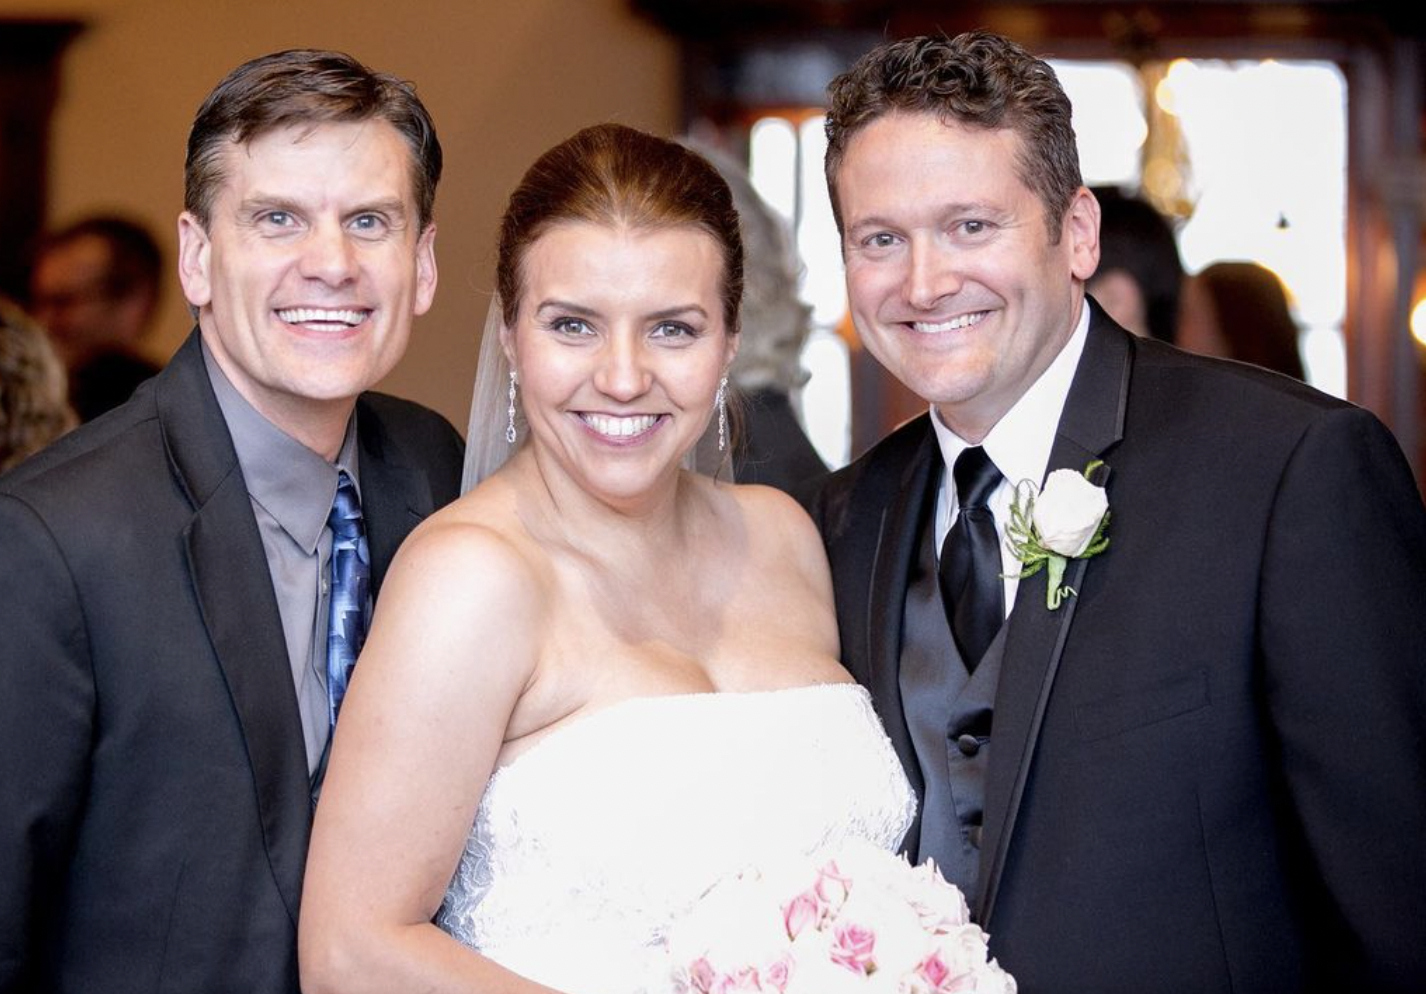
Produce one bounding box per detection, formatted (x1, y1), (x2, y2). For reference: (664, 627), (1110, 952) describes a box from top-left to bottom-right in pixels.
(1045, 554), (1072, 609)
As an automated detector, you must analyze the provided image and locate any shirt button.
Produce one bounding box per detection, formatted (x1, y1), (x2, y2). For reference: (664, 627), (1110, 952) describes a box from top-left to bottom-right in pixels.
(956, 733), (981, 757)
(969, 824), (983, 849)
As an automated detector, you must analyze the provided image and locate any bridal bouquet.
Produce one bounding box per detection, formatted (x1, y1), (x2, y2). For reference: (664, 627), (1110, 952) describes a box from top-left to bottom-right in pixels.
(660, 841), (1015, 993)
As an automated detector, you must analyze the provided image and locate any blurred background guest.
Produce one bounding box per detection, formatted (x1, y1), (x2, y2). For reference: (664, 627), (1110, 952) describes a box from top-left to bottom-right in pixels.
(1088, 185), (1185, 344)
(687, 139), (828, 498)
(1181, 260), (1306, 380)
(0, 296), (76, 473)
(29, 215), (165, 422)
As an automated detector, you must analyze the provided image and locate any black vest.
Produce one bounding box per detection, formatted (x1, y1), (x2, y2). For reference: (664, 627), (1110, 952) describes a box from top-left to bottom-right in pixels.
(898, 479), (1005, 915)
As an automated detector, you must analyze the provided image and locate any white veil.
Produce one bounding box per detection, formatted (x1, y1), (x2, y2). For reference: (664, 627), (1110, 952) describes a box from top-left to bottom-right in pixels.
(461, 292), (524, 493)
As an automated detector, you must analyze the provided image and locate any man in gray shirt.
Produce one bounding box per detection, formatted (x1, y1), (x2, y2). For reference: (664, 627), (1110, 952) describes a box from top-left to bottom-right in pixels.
(0, 50), (464, 994)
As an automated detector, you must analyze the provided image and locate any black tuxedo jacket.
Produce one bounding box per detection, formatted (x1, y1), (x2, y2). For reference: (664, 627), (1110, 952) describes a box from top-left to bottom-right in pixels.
(812, 305), (1426, 993)
(0, 332), (463, 994)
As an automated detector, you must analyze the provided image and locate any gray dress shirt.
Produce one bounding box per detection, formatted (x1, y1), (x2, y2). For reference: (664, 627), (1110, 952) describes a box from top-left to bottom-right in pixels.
(203, 344), (361, 775)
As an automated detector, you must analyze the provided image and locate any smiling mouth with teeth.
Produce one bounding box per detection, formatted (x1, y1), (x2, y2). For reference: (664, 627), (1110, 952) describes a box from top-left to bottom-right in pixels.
(276, 307), (370, 327)
(910, 311), (988, 334)
(578, 413), (663, 439)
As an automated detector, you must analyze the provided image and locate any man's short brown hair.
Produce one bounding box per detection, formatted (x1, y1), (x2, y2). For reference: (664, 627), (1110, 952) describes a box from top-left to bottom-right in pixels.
(184, 49), (442, 231)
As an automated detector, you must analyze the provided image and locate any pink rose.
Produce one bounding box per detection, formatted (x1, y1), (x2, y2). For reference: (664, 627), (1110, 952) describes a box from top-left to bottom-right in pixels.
(783, 891), (821, 939)
(829, 922), (877, 975)
(920, 951), (950, 988)
(916, 950), (984, 993)
(918, 951), (977, 991)
(762, 954), (793, 993)
(688, 957), (717, 993)
(922, 930), (996, 992)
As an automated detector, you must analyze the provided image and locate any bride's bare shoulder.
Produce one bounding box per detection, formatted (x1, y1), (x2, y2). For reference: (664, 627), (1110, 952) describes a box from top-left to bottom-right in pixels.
(720, 480), (819, 533)
(386, 477), (549, 611)
(708, 480), (828, 570)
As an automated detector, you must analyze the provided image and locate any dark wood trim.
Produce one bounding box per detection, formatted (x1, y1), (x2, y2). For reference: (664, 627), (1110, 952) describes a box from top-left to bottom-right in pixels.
(0, 19), (85, 301)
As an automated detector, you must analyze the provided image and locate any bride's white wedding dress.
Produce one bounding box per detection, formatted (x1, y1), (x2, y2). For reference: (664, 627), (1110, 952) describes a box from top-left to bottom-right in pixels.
(436, 682), (916, 993)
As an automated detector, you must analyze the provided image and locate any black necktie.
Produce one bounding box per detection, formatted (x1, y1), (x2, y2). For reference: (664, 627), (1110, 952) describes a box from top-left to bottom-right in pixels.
(939, 446), (1004, 669)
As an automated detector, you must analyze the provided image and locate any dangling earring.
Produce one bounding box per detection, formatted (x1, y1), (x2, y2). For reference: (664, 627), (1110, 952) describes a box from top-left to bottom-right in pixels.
(505, 370), (518, 445)
(715, 376), (728, 453)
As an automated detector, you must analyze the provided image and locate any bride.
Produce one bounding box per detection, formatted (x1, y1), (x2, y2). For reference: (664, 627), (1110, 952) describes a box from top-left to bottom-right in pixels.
(299, 124), (914, 994)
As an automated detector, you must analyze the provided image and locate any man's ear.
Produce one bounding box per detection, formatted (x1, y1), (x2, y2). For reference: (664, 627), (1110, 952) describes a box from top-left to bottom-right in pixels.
(1064, 187), (1101, 282)
(413, 223), (439, 317)
(176, 212), (213, 309)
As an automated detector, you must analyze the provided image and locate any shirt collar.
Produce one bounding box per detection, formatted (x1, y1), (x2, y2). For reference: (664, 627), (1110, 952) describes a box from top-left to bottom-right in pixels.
(202, 340), (361, 554)
(930, 298), (1090, 495)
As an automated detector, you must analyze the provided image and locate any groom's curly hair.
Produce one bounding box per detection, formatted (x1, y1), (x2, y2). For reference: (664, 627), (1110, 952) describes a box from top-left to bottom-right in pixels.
(823, 31), (1082, 243)
(496, 124), (744, 334)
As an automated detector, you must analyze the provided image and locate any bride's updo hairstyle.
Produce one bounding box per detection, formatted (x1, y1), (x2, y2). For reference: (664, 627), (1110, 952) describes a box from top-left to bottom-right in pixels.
(497, 123), (744, 332)
(464, 124), (745, 489)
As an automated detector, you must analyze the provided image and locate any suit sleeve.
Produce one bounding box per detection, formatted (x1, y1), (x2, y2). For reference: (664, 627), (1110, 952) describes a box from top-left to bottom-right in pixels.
(1258, 406), (1426, 989)
(0, 494), (95, 987)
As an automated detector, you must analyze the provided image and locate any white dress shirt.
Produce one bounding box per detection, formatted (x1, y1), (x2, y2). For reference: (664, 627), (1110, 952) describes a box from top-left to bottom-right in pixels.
(930, 301), (1091, 616)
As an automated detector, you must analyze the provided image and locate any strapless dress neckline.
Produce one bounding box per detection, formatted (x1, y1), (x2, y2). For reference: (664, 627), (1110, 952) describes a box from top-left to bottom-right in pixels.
(488, 681), (864, 778)
(438, 681), (915, 994)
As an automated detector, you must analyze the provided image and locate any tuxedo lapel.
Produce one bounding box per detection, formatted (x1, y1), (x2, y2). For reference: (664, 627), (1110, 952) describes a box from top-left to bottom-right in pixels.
(978, 308), (1132, 923)
(159, 334), (310, 926)
(863, 420), (941, 802)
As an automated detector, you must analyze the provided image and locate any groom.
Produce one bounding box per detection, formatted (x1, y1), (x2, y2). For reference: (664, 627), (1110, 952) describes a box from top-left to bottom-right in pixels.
(811, 31), (1426, 994)
(0, 51), (462, 993)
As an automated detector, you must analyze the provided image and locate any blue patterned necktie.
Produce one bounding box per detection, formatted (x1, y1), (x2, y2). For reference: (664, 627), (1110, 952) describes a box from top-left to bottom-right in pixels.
(326, 471), (370, 726)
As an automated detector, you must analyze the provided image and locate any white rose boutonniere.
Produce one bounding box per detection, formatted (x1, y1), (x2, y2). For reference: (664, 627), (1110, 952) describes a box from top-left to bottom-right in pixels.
(1006, 460), (1110, 610)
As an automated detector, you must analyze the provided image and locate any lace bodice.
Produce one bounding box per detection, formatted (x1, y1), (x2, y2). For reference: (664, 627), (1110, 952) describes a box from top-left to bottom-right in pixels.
(436, 682), (915, 993)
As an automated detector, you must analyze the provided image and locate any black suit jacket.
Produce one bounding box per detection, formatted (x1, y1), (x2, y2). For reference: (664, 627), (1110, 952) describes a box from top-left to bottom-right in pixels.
(812, 304), (1426, 993)
(0, 332), (463, 994)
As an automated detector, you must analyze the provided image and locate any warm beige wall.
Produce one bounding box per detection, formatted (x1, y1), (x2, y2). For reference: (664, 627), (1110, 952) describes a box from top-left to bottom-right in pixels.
(2, 0), (678, 429)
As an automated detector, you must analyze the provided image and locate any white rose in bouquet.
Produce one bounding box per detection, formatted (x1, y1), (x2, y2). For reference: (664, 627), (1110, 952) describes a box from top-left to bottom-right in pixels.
(677, 869), (789, 967)
(898, 858), (971, 933)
